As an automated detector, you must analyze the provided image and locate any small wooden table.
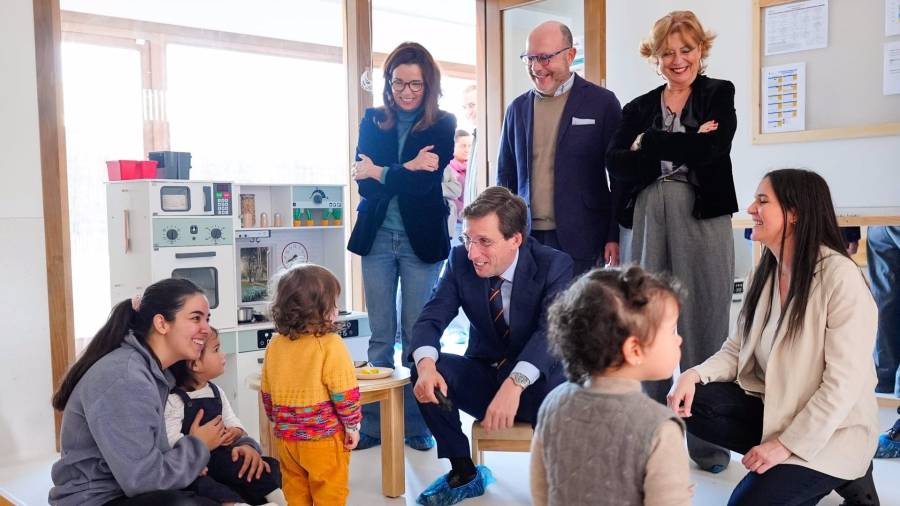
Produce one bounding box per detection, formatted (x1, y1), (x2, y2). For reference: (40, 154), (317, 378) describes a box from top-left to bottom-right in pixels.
(249, 367), (411, 498)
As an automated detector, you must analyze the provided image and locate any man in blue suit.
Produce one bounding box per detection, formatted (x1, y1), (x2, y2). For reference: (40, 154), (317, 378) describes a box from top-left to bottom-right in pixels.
(498, 20), (622, 274)
(409, 187), (573, 505)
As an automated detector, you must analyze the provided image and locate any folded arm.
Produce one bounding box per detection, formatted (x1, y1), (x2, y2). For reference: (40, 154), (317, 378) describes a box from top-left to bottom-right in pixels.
(638, 81), (736, 164)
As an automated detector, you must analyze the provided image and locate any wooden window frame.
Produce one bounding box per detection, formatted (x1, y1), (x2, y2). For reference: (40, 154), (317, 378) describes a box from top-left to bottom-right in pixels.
(36, 0), (483, 444)
(479, 0), (605, 186)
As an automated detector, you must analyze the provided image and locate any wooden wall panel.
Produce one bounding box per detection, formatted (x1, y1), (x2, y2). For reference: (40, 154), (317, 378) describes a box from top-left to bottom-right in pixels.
(33, 0), (75, 445)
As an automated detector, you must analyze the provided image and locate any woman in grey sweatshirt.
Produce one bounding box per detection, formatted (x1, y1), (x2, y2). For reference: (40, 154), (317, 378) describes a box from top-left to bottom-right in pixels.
(49, 278), (227, 506)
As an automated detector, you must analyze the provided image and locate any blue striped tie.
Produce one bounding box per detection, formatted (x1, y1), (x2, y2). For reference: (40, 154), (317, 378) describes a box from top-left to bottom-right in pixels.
(489, 276), (510, 341)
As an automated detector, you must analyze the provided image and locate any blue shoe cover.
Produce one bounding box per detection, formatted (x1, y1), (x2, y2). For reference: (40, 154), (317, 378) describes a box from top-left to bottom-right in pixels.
(703, 463), (727, 474)
(405, 435), (436, 451)
(353, 433), (380, 451)
(875, 434), (900, 458)
(416, 465), (495, 506)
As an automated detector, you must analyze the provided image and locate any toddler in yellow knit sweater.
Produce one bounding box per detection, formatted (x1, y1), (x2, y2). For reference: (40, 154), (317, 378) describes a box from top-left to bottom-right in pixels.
(261, 264), (362, 505)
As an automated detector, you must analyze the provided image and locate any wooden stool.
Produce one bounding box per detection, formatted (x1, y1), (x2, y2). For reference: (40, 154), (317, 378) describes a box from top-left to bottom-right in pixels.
(470, 420), (534, 465)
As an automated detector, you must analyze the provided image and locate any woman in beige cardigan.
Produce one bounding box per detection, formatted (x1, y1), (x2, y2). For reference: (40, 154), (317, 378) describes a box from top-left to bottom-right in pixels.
(668, 169), (880, 505)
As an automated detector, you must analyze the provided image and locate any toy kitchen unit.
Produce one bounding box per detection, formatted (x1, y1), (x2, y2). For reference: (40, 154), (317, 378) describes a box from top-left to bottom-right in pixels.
(107, 180), (371, 440)
(106, 179), (239, 329)
(219, 182), (370, 441)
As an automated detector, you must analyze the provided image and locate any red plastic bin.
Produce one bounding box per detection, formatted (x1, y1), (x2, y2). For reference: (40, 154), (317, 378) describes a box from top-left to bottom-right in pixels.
(106, 160), (159, 180)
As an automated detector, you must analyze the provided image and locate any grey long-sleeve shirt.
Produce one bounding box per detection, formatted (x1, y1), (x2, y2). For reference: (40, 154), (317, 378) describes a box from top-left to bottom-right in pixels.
(49, 333), (210, 506)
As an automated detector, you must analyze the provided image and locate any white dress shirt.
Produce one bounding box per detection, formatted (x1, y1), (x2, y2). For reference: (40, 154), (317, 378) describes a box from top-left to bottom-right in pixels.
(413, 250), (541, 385)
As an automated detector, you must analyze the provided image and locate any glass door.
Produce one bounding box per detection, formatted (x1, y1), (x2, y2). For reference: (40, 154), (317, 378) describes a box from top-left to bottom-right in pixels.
(501, 0), (586, 105)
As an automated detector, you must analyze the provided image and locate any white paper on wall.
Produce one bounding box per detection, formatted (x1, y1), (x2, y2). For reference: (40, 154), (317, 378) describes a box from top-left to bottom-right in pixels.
(887, 0), (900, 37)
(765, 0), (829, 55)
(762, 62), (806, 133)
(884, 41), (900, 95)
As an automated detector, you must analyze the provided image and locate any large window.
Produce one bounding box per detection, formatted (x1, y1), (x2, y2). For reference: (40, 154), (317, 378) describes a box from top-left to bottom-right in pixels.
(167, 45), (347, 185)
(59, 2), (479, 349)
(62, 40), (145, 346)
(60, 5), (348, 349)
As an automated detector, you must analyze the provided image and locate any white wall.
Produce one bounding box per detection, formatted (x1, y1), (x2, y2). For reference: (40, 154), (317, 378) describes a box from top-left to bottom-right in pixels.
(0, 0), (58, 462)
(607, 0), (900, 210)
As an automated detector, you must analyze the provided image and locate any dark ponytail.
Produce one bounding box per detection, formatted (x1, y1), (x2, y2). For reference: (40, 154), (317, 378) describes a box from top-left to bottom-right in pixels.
(52, 278), (204, 411)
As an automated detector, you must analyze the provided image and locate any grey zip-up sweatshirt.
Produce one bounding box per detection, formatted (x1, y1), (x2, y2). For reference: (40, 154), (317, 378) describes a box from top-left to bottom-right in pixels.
(49, 333), (210, 506)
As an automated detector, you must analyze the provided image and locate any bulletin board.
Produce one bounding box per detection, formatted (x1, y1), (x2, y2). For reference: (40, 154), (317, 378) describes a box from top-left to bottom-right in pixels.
(751, 0), (900, 144)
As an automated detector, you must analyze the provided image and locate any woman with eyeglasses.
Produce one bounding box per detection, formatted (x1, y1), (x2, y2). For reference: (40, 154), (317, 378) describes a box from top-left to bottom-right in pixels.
(347, 41), (456, 451)
(605, 10), (738, 474)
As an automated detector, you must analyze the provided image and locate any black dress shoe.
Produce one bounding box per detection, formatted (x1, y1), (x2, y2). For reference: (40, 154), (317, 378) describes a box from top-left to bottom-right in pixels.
(835, 461), (880, 506)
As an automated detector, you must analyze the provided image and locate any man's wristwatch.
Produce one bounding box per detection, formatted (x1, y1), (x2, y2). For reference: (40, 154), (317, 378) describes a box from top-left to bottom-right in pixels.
(509, 371), (532, 389)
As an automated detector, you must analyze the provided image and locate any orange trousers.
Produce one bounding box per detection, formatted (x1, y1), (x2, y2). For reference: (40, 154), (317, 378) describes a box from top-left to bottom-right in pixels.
(275, 431), (350, 506)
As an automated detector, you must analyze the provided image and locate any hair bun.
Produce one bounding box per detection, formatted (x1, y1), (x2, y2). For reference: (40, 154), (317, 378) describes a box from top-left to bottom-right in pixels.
(620, 267), (649, 308)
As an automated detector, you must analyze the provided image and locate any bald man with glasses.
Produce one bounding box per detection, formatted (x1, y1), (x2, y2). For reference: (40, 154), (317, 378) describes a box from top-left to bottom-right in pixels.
(498, 20), (623, 275)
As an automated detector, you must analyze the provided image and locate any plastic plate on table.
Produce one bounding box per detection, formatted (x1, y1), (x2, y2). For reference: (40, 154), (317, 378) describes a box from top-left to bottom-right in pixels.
(355, 366), (394, 380)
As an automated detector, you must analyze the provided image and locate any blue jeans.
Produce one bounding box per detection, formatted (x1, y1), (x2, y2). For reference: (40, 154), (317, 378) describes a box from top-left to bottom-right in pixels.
(868, 226), (900, 395)
(360, 228), (442, 438)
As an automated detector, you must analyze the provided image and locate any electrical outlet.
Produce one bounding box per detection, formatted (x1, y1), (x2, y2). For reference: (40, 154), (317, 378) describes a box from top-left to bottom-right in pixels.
(732, 278), (746, 302)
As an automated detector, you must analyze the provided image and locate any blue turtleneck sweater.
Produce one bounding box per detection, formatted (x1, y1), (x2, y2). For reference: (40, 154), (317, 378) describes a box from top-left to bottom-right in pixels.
(379, 107), (421, 231)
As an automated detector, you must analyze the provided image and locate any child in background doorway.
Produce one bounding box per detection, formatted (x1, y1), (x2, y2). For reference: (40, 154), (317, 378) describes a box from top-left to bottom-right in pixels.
(166, 327), (287, 506)
(261, 263), (362, 505)
(442, 129), (472, 239)
(531, 266), (693, 506)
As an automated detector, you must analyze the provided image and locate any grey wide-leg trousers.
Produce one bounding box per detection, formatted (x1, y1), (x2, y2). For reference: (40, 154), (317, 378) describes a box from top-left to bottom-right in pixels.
(631, 178), (735, 470)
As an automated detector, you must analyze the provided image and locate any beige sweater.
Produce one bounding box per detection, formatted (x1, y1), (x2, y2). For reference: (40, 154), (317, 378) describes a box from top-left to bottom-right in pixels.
(530, 377), (692, 506)
(692, 247), (879, 479)
(529, 92), (569, 231)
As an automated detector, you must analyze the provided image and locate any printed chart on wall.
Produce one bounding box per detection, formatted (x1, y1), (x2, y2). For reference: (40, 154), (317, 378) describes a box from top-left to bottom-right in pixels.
(887, 0), (900, 37)
(765, 0), (828, 55)
(886, 41), (900, 95)
(762, 62), (806, 133)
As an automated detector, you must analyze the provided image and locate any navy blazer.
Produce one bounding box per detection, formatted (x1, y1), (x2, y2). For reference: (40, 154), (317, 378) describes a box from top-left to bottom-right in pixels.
(497, 74), (622, 262)
(409, 237), (574, 379)
(347, 107), (457, 264)
(606, 75), (738, 228)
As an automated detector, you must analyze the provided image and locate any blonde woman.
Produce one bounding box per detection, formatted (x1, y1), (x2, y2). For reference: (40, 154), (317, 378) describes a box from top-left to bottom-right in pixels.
(606, 10), (737, 472)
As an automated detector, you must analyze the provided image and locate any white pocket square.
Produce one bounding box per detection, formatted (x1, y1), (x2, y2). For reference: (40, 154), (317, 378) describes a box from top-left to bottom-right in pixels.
(571, 117), (595, 126)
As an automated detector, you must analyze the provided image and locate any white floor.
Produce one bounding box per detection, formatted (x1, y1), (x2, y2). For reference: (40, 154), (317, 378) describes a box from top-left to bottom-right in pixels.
(6, 337), (900, 505)
(4, 404), (900, 506)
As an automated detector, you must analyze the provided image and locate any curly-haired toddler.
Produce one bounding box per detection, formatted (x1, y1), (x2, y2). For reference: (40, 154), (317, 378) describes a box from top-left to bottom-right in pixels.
(530, 266), (692, 506)
(260, 264), (362, 505)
